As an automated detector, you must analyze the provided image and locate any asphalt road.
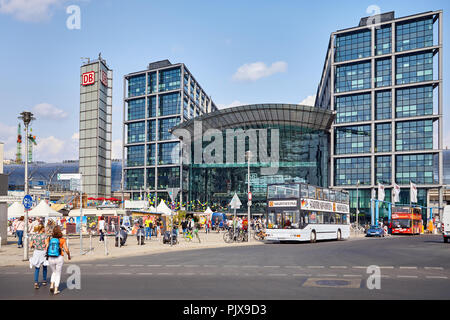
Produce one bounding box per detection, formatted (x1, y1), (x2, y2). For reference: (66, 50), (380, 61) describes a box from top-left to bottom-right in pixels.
(0, 234), (449, 300)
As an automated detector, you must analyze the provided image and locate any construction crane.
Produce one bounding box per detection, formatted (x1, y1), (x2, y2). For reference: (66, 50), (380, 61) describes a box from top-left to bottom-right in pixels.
(28, 128), (37, 163)
(15, 123), (22, 164)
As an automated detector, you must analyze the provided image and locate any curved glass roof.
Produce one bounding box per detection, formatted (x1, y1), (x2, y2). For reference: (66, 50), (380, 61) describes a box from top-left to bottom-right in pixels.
(171, 104), (336, 135)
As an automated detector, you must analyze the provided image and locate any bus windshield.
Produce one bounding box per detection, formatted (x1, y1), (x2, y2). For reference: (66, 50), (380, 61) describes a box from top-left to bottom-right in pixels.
(392, 219), (411, 228)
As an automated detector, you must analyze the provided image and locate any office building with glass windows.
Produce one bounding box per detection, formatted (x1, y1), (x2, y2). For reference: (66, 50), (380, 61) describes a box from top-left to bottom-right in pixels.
(123, 60), (218, 201)
(315, 10), (444, 221)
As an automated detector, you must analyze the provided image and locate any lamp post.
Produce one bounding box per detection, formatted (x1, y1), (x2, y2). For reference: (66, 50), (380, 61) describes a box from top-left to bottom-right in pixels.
(246, 151), (252, 242)
(18, 111), (35, 261)
(356, 180), (360, 231)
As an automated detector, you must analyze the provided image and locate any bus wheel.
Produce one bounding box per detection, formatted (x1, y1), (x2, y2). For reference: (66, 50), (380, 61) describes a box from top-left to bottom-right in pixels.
(310, 231), (316, 243)
(337, 230), (342, 241)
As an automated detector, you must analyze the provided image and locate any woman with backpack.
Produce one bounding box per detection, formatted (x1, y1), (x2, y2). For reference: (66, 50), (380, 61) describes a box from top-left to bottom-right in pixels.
(29, 224), (49, 289)
(45, 225), (71, 295)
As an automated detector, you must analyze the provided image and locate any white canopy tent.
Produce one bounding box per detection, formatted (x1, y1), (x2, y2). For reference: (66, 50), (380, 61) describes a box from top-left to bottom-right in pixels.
(149, 206), (157, 213)
(28, 200), (62, 218)
(156, 200), (173, 215)
(7, 202), (25, 219)
(204, 207), (213, 214)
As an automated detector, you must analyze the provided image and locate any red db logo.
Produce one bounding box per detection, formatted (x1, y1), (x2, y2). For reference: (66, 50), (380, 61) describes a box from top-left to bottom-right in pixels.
(82, 71), (95, 86)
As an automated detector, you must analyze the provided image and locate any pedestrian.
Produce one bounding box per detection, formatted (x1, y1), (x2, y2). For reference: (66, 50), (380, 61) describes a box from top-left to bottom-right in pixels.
(145, 217), (151, 240)
(29, 224), (49, 289)
(29, 218), (40, 234)
(15, 216), (25, 248)
(205, 219), (210, 234)
(46, 219), (55, 236)
(181, 218), (187, 238)
(148, 220), (153, 240)
(193, 220), (201, 243)
(45, 225), (71, 295)
(98, 217), (105, 242)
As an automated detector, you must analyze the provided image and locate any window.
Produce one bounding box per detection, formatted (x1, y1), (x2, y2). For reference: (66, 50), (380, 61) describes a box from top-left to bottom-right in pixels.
(375, 58), (391, 88)
(396, 52), (433, 85)
(148, 72), (157, 93)
(159, 117), (180, 140)
(147, 168), (155, 189)
(335, 30), (371, 62)
(158, 142), (180, 165)
(147, 144), (155, 166)
(335, 61), (372, 93)
(148, 96), (157, 118)
(158, 167), (180, 189)
(376, 156), (391, 184)
(376, 26), (392, 55)
(375, 123), (391, 153)
(127, 122), (145, 144)
(396, 154), (437, 184)
(159, 92), (181, 116)
(335, 157), (371, 186)
(335, 125), (371, 155)
(128, 75), (146, 97)
(125, 169), (144, 190)
(375, 91), (392, 120)
(396, 85), (433, 118)
(159, 68), (181, 92)
(126, 145), (145, 167)
(396, 120), (433, 151)
(396, 18), (433, 52)
(147, 120), (156, 142)
(127, 98), (145, 121)
(335, 93), (371, 123)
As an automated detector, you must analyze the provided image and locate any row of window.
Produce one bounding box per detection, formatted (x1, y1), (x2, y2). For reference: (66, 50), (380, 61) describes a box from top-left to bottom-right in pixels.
(335, 85), (434, 123)
(126, 142), (180, 167)
(335, 17), (434, 63)
(335, 153), (437, 185)
(125, 167), (180, 190)
(126, 117), (180, 143)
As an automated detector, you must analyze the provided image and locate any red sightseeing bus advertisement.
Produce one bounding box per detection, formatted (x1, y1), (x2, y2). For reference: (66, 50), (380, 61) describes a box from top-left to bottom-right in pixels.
(391, 207), (423, 235)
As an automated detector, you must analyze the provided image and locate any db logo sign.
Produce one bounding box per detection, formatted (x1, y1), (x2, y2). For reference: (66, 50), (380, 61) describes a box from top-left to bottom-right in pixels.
(82, 71), (95, 86)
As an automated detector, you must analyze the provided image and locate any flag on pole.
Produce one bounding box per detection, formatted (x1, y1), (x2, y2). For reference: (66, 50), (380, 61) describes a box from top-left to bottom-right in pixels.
(393, 183), (401, 203)
(410, 181), (418, 203)
(377, 183), (385, 202)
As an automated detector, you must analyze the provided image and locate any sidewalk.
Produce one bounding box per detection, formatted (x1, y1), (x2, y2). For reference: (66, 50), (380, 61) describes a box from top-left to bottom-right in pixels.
(0, 231), (263, 267)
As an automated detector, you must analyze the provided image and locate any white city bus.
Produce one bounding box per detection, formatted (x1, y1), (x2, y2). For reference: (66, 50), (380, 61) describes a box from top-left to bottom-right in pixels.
(264, 183), (350, 243)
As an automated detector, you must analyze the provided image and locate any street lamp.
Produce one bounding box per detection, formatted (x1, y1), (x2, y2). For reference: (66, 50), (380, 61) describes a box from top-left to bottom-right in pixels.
(18, 111), (35, 261)
(246, 150), (252, 242)
(356, 180), (360, 232)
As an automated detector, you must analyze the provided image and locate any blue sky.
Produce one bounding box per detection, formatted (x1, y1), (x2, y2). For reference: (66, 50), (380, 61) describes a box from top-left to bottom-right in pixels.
(0, 0), (448, 162)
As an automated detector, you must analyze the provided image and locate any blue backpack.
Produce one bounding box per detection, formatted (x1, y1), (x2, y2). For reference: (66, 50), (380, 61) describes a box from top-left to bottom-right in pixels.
(47, 238), (61, 257)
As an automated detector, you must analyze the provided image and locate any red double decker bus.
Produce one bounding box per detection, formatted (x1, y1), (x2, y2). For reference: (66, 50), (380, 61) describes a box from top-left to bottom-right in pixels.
(391, 207), (422, 235)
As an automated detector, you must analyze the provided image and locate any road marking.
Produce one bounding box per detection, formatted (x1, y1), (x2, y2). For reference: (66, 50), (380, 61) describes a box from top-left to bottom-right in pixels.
(178, 273), (195, 276)
(136, 273), (153, 275)
(399, 266), (417, 270)
(224, 265), (238, 268)
(425, 276), (448, 279)
(424, 267), (444, 270)
(319, 274), (338, 277)
(380, 275), (391, 278)
(379, 266), (395, 269)
(96, 272), (113, 275)
(343, 274), (362, 278)
(268, 274), (287, 277)
(129, 264), (144, 267)
(293, 274), (312, 277)
(352, 266), (367, 269)
(330, 266), (347, 269)
(112, 265), (125, 267)
(118, 273), (132, 275)
(157, 273), (173, 275)
(307, 266), (325, 269)
(166, 265), (181, 267)
(96, 264), (108, 267)
(397, 275), (418, 279)
(263, 266), (280, 268)
(147, 265), (161, 267)
(183, 265), (199, 267)
(203, 265), (217, 267)
(285, 266), (303, 269)
(242, 265), (259, 268)
(3, 272), (18, 275)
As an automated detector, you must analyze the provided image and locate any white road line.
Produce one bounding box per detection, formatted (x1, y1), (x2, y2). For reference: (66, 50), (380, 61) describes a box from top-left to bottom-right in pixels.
(319, 274), (338, 277)
(380, 266), (395, 269)
(242, 265), (259, 268)
(166, 265), (181, 267)
(352, 266), (367, 269)
(424, 267), (444, 270)
(224, 265), (238, 268)
(129, 265), (144, 267)
(425, 276), (448, 279)
(293, 274), (312, 277)
(268, 274), (287, 276)
(343, 274), (362, 278)
(157, 273), (173, 275)
(397, 275), (418, 279)
(203, 273), (214, 276)
(3, 272), (18, 275)
(307, 266), (325, 269)
(178, 273), (195, 276)
(263, 266), (280, 268)
(399, 266), (417, 270)
(330, 266), (347, 269)
(183, 265), (199, 267)
(96, 272), (113, 275)
(147, 265), (161, 267)
(136, 273), (153, 275)
(118, 273), (132, 275)
(203, 265), (217, 267)
(380, 275), (391, 278)
(285, 266), (303, 269)
(112, 265), (125, 267)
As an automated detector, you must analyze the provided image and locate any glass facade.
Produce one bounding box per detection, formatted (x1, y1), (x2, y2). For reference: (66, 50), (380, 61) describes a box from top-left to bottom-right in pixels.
(148, 72), (157, 94)
(375, 123), (391, 153)
(335, 157), (371, 186)
(128, 74), (146, 97)
(159, 117), (180, 140)
(375, 58), (392, 88)
(396, 85), (433, 118)
(335, 61), (371, 93)
(147, 144), (155, 166)
(335, 30), (371, 62)
(159, 67), (181, 92)
(127, 121), (145, 143)
(396, 154), (437, 184)
(148, 96), (157, 118)
(335, 93), (371, 123)
(396, 52), (433, 85)
(395, 120), (433, 151)
(375, 156), (391, 184)
(396, 17), (433, 52)
(375, 90), (392, 120)
(158, 142), (180, 165)
(376, 25), (392, 55)
(159, 92), (181, 116)
(335, 125), (371, 155)
(147, 120), (156, 142)
(158, 167), (180, 189)
(127, 98), (145, 121)
(126, 145), (145, 167)
(126, 168), (144, 190)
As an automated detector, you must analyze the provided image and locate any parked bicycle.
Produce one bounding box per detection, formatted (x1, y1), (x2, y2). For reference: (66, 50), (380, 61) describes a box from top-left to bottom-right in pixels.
(253, 229), (267, 241)
(223, 228), (247, 243)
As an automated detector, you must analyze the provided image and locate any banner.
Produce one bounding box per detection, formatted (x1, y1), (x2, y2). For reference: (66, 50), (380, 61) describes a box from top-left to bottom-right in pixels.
(378, 183), (385, 202)
(393, 183), (400, 203)
(410, 181), (418, 203)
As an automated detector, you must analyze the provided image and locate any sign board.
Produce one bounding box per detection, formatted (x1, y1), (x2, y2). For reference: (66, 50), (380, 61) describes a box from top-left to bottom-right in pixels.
(300, 198), (349, 214)
(0, 196), (23, 202)
(82, 71), (95, 86)
(248, 192), (252, 201)
(229, 193), (242, 209)
(58, 173), (81, 180)
(268, 200), (297, 208)
(101, 70), (108, 87)
(167, 188), (180, 202)
(23, 195), (33, 210)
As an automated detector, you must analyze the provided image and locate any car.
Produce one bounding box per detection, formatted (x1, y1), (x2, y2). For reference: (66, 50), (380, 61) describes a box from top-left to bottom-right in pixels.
(443, 206), (450, 243)
(366, 225), (385, 237)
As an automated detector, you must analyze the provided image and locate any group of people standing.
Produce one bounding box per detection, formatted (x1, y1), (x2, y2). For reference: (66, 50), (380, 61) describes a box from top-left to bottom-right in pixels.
(143, 217), (163, 240)
(11, 216), (71, 295)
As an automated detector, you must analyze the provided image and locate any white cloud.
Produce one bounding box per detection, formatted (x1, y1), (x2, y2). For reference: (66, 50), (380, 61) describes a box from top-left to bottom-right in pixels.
(32, 103), (68, 120)
(71, 132), (79, 140)
(232, 61), (287, 82)
(216, 100), (246, 110)
(34, 135), (67, 162)
(0, 0), (66, 22)
(0, 122), (18, 160)
(299, 95), (316, 106)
